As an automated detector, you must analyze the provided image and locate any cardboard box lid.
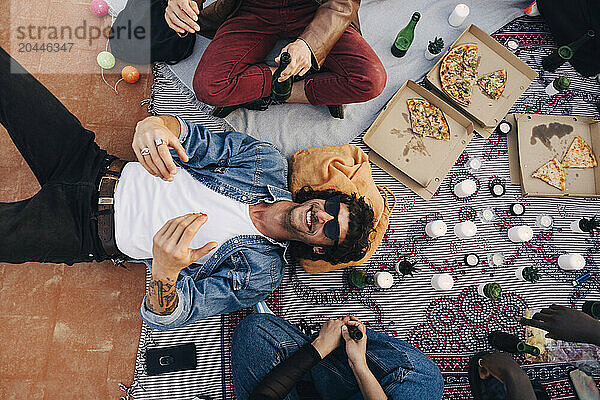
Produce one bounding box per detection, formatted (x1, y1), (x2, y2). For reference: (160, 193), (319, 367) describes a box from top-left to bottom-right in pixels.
(425, 24), (537, 129)
(517, 114), (600, 197)
(363, 80), (474, 188)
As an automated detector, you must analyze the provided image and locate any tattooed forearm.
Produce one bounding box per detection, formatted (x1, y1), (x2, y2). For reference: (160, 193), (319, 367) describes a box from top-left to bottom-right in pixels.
(145, 276), (179, 315)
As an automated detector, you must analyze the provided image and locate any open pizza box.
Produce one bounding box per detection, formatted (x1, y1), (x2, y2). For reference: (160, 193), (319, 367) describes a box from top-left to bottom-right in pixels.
(424, 24), (537, 139)
(507, 113), (600, 197)
(363, 80), (474, 200)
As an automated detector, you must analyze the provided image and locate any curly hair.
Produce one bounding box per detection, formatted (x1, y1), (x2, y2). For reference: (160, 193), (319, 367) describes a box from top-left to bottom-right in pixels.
(287, 187), (375, 265)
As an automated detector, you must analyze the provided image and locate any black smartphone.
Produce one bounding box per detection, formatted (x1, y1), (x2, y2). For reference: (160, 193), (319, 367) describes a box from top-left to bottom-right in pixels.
(145, 343), (197, 376)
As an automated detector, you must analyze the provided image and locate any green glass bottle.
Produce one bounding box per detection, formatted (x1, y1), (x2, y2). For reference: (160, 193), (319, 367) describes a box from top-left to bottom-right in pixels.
(271, 52), (293, 102)
(582, 301), (600, 319)
(349, 269), (374, 289)
(347, 325), (363, 341)
(489, 331), (541, 356)
(542, 30), (595, 72)
(391, 12), (421, 58)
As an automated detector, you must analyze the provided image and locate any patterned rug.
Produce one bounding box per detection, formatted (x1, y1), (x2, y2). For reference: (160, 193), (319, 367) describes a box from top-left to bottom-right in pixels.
(121, 16), (600, 400)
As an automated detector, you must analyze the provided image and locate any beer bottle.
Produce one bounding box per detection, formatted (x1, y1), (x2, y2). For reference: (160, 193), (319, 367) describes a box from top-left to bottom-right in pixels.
(478, 282), (502, 301)
(271, 52), (293, 102)
(582, 301), (600, 319)
(488, 331), (541, 356)
(349, 269), (374, 289)
(391, 12), (420, 58)
(542, 30), (595, 72)
(545, 76), (571, 96)
(347, 325), (363, 341)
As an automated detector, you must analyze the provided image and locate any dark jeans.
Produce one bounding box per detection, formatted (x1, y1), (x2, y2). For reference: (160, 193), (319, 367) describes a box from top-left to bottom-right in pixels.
(0, 46), (111, 264)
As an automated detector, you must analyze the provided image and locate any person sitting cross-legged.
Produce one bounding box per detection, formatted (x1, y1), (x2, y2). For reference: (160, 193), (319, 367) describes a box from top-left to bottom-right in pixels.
(231, 313), (445, 400)
(0, 46), (375, 330)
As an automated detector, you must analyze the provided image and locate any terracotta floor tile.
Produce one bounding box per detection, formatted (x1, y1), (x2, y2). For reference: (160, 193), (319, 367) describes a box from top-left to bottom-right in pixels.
(52, 287), (141, 351)
(43, 350), (110, 399)
(58, 259), (145, 293)
(36, 73), (93, 100)
(0, 264), (62, 317)
(10, 1), (52, 22)
(0, 379), (46, 400)
(0, 316), (53, 379)
(38, 46), (98, 75)
(87, 123), (139, 160)
(86, 75), (151, 126)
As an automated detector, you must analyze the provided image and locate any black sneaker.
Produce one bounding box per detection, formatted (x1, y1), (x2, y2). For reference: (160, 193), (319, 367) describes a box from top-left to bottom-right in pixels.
(327, 104), (345, 119)
(211, 97), (272, 118)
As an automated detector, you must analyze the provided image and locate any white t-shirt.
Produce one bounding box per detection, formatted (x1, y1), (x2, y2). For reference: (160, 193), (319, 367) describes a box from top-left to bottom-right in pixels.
(113, 163), (264, 263)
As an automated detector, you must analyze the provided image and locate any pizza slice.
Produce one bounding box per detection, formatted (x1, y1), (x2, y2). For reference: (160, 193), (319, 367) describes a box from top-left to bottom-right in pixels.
(532, 158), (566, 191)
(462, 44), (479, 68)
(561, 135), (597, 168)
(477, 69), (507, 100)
(406, 99), (430, 137)
(424, 102), (450, 141)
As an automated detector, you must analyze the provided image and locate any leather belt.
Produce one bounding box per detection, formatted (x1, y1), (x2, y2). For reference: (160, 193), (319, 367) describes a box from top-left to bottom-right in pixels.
(97, 158), (128, 259)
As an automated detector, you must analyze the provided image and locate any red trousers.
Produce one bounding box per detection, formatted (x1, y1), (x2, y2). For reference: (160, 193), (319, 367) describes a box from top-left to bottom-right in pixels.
(192, 0), (386, 107)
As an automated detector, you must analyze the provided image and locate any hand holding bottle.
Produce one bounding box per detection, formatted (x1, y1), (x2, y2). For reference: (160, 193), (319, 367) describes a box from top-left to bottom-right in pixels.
(311, 316), (350, 358)
(520, 305), (600, 345)
(341, 316), (367, 370)
(275, 39), (313, 82)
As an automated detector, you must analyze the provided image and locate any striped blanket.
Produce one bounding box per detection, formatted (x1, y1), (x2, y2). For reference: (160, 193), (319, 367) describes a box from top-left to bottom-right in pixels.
(120, 17), (600, 400)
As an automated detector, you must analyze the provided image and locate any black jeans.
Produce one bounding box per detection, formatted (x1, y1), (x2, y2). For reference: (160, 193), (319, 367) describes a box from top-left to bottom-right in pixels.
(0, 46), (112, 264)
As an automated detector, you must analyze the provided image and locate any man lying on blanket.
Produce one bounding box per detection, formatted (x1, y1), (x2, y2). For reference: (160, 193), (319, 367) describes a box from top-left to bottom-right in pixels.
(0, 46), (374, 330)
(111, 0), (387, 119)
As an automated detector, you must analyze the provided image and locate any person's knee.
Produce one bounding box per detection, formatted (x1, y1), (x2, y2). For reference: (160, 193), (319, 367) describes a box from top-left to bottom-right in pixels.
(192, 64), (234, 106)
(414, 352), (444, 398)
(350, 60), (387, 102)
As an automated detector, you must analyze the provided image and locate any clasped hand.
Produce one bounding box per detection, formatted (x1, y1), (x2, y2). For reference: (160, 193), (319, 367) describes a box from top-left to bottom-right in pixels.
(133, 116), (188, 181)
(311, 315), (368, 369)
(165, 0), (201, 34)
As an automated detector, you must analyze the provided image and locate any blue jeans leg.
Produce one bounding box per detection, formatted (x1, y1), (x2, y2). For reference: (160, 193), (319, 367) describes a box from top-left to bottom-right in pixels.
(231, 314), (311, 400)
(310, 329), (444, 400)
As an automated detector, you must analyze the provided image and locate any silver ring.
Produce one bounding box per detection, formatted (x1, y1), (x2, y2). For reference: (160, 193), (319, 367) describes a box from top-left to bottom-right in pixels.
(155, 138), (166, 146)
(141, 147), (151, 156)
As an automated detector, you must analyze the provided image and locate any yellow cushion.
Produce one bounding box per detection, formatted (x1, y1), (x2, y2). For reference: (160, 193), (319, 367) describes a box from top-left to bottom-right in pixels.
(289, 144), (392, 274)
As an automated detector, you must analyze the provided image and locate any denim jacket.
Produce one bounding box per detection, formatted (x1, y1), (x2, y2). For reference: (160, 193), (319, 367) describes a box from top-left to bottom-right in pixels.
(139, 117), (292, 330)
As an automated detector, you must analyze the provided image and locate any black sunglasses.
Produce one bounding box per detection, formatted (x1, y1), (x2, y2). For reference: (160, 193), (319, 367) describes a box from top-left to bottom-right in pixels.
(323, 196), (341, 247)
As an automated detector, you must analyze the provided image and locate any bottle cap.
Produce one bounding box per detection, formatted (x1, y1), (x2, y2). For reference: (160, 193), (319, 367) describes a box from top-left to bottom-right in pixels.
(506, 40), (519, 50)
(490, 182), (505, 197)
(464, 253), (479, 266)
(510, 203), (525, 216)
(412, 11), (421, 20)
(497, 121), (512, 134)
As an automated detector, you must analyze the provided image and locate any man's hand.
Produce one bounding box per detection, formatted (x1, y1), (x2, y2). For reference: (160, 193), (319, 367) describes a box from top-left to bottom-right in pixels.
(275, 40), (312, 82)
(165, 0), (201, 34)
(145, 214), (218, 316)
(521, 304), (600, 345)
(133, 116), (189, 181)
(152, 213), (218, 277)
(311, 316), (350, 358)
(478, 352), (526, 383)
(341, 316), (367, 370)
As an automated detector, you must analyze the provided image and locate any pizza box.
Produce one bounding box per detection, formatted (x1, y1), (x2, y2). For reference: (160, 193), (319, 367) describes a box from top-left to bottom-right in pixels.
(514, 114), (600, 197)
(424, 24), (537, 137)
(363, 80), (474, 200)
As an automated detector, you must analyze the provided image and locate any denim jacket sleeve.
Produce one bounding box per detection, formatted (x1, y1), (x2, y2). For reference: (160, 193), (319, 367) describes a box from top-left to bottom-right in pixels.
(171, 117), (283, 172)
(139, 247), (285, 330)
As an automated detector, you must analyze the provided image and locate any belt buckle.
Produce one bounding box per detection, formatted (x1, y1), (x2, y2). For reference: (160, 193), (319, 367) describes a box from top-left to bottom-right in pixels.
(98, 175), (119, 205)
